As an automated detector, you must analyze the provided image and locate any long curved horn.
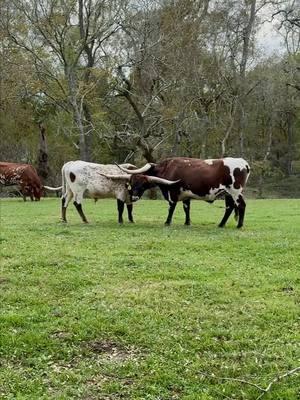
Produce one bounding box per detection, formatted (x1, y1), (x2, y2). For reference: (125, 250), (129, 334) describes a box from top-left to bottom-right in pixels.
(116, 163), (154, 174)
(98, 173), (131, 180)
(119, 163), (137, 169)
(147, 176), (180, 186)
(44, 185), (62, 191)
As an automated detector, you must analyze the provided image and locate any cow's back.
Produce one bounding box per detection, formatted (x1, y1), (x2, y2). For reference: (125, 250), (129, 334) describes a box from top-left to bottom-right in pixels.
(63, 161), (130, 200)
(0, 162), (40, 185)
(156, 157), (220, 183)
(155, 157), (249, 196)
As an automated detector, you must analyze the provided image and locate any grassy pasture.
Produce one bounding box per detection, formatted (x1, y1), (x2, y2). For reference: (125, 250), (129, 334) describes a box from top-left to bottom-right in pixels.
(0, 198), (299, 399)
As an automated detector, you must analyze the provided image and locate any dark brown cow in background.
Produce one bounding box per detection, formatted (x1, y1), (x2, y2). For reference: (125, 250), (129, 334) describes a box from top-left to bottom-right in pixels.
(0, 162), (44, 201)
(105, 157), (250, 228)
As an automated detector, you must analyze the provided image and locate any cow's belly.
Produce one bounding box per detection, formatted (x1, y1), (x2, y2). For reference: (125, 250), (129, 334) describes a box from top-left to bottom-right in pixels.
(178, 187), (225, 201)
(178, 190), (205, 201)
(91, 192), (115, 199)
(86, 180), (119, 199)
(86, 188), (115, 199)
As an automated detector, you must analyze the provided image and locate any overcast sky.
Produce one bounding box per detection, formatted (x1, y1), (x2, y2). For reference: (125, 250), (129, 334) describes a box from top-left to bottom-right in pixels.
(257, 21), (284, 57)
(256, 6), (285, 57)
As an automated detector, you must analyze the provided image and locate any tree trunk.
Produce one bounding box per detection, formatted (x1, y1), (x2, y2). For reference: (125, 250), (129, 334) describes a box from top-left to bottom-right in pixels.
(258, 122), (273, 198)
(36, 123), (50, 183)
(286, 111), (293, 176)
(221, 99), (237, 157)
(237, 103), (246, 156)
(237, 0), (256, 156)
(79, 0), (95, 162)
(83, 102), (93, 161)
(65, 65), (89, 161)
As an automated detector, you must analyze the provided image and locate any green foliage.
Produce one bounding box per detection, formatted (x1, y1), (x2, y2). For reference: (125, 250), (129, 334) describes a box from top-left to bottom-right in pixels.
(251, 161), (284, 181)
(0, 198), (299, 399)
(291, 160), (300, 174)
(1, 0), (299, 177)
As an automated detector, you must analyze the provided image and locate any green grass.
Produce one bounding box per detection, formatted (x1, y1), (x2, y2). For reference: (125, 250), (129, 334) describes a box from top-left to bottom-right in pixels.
(0, 198), (299, 399)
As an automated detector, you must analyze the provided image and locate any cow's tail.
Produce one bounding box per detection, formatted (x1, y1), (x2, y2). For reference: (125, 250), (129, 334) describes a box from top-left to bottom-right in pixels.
(244, 161), (251, 185)
(43, 164), (66, 194)
(61, 164), (67, 197)
(237, 160), (251, 189)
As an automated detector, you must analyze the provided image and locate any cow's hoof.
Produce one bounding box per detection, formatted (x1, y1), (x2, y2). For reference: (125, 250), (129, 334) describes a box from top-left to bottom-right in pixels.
(129, 220), (135, 224)
(218, 224), (225, 228)
(164, 222), (171, 227)
(61, 219), (67, 223)
(184, 222), (191, 226)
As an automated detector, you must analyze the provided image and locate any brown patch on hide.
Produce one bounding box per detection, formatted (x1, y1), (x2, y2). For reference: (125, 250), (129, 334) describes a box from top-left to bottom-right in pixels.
(233, 167), (247, 189)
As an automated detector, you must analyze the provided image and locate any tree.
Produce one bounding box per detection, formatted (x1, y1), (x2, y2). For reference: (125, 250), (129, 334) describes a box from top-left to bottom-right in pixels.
(36, 123), (50, 182)
(3, 0), (128, 161)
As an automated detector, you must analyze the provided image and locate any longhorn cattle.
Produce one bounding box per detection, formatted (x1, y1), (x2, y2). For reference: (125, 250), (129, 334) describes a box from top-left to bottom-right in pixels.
(0, 162), (62, 201)
(106, 157), (250, 228)
(60, 161), (136, 223)
(0, 162), (44, 201)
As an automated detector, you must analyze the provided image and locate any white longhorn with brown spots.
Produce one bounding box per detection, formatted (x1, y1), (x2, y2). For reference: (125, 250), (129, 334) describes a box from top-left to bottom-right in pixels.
(60, 161), (136, 223)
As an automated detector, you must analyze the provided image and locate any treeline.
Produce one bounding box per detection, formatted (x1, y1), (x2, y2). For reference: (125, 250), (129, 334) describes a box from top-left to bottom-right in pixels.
(0, 0), (299, 195)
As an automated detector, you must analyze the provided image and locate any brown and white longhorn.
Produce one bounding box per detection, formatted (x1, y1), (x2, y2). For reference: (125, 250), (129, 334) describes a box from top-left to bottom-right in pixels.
(108, 157), (250, 228)
(0, 162), (60, 201)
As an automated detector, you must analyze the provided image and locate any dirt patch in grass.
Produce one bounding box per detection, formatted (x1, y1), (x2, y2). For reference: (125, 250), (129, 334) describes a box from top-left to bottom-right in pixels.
(86, 339), (140, 363)
(50, 330), (72, 340)
(86, 373), (134, 388)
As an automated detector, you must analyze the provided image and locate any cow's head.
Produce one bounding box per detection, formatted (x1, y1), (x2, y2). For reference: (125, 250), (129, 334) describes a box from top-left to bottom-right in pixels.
(127, 174), (150, 202)
(99, 171), (179, 203)
(128, 174), (180, 202)
(24, 184), (43, 200)
(114, 163), (179, 201)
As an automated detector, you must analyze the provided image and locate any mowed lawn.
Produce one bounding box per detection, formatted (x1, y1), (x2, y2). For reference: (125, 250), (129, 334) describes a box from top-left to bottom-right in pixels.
(0, 198), (299, 400)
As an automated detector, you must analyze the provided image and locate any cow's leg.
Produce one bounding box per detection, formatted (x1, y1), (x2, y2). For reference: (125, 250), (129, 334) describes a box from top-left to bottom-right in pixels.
(236, 194), (246, 228)
(234, 205), (239, 221)
(218, 194), (235, 228)
(117, 199), (125, 224)
(183, 199), (191, 225)
(73, 191), (88, 223)
(61, 197), (67, 222)
(20, 185), (29, 201)
(73, 201), (88, 223)
(126, 203), (134, 223)
(61, 190), (73, 223)
(165, 201), (177, 226)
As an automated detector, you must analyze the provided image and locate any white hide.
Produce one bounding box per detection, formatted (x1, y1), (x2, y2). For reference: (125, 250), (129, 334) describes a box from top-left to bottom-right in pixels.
(62, 161), (133, 207)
